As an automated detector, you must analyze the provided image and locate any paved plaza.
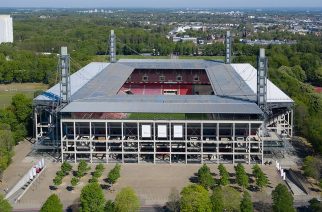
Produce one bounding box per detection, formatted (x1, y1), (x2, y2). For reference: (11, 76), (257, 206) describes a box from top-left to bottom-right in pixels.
(0, 141), (313, 211)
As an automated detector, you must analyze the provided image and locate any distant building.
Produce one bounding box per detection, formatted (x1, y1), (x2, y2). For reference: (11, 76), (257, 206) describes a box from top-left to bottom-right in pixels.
(0, 15), (13, 44)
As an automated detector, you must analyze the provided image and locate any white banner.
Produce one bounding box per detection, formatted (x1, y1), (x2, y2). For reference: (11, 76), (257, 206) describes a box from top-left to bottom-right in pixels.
(158, 125), (167, 138)
(173, 125), (183, 138)
(141, 125), (151, 138)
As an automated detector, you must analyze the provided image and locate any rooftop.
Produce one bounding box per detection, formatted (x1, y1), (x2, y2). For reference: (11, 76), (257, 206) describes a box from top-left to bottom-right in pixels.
(35, 59), (293, 114)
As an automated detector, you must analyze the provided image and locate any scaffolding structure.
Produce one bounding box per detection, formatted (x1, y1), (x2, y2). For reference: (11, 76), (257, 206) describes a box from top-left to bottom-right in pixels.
(61, 119), (264, 164)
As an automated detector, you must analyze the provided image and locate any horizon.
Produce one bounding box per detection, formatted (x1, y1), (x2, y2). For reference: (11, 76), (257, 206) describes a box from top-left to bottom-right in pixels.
(1, 0), (322, 9)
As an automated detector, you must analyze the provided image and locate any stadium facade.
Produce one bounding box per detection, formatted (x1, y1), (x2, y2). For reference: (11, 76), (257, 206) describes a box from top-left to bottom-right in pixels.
(33, 34), (293, 164)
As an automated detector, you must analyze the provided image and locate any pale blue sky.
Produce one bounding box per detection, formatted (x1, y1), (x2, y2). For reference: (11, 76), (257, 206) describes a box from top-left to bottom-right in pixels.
(0, 0), (322, 8)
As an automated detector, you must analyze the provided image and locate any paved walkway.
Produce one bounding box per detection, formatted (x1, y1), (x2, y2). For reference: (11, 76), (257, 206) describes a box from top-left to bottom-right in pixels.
(12, 163), (283, 210)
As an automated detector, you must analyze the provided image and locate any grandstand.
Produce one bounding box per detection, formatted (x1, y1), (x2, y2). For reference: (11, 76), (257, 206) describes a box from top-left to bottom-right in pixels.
(33, 56), (293, 164)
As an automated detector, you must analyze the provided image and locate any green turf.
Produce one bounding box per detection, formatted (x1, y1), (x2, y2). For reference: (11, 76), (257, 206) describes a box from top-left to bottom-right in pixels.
(93, 55), (224, 62)
(0, 83), (48, 108)
(128, 113), (208, 120)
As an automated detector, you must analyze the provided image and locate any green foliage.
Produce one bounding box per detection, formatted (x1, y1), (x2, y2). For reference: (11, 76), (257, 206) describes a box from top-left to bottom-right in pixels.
(221, 186), (242, 211)
(240, 191), (253, 212)
(56, 170), (65, 177)
(10, 93), (32, 123)
(180, 184), (211, 212)
(61, 161), (72, 175)
(92, 164), (105, 179)
(107, 164), (121, 184)
(309, 198), (322, 212)
(80, 183), (105, 212)
(303, 156), (321, 180)
(40, 194), (63, 212)
(89, 177), (98, 183)
(104, 200), (115, 212)
(272, 184), (295, 212)
(0, 194), (12, 212)
(235, 163), (249, 190)
(197, 164), (214, 189)
(252, 164), (261, 178)
(71, 177), (79, 187)
(210, 187), (224, 212)
(114, 187), (140, 212)
(53, 175), (62, 186)
(252, 164), (269, 190)
(77, 160), (90, 178)
(0, 130), (14, 172)
(218, 164), (229, 186)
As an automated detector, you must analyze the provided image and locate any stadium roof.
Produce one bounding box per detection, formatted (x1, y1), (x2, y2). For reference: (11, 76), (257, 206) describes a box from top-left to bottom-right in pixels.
(35, 59), (292, 114)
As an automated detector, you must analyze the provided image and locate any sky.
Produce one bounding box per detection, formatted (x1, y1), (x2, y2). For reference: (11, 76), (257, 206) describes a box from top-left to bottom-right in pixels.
(1, 0), (322, 8)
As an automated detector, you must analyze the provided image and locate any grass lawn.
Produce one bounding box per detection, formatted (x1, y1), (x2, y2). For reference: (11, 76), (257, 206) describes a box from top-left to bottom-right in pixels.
(92, 55), (224, 62)
(128, 113), (186, 120)
(128, 113), (208, 120)
(0, 83), (48, 108)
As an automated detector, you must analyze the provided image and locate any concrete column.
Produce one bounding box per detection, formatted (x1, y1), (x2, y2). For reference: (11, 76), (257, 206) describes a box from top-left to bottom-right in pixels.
(34, 111), (38, 140)
(105, 122), (108, 163)
(232, 123), (235, 164)
(248, 123), (251, 164)
(89, 121), (92, 163)
(201, 123), (203, 164)
(121, 122), (124, 163)
(74, 122), (76, 163)
(60, 120), (63, 163)
(185, 123), (187, 164)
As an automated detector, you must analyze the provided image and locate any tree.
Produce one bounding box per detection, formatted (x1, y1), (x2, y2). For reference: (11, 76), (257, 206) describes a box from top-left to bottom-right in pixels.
(252, 164), (261, 178)
(53, 175), (62, 186)
(303, 156), (321, 181)
(256, 171), (269, 190)
(107, 164), (121, 184)
(197, 164), (214, 189)
(10, 93), (32, 123)
(40, 194), (63, 212)
(252, 164), (269, 190)
(80, 183), (105, 212)
(240, 191), (253, 212)
(272, 184), (295, 212)
(235, 163), (249, 190)
(309, 198), (322, 212)
(71, 177), (79, 187)
(0, 130), (14, 173)
(218, 164), (229, 186)
(166, 188), (180, 212)
(61, 161), (72, 175)
(0, 194), (12, 212)
(77, 160), (90, 178)
(210, 187), (224, 212)
(114, 187), (140, 212)
(104, 200), (115, 212)
(180, 184), (211, 212)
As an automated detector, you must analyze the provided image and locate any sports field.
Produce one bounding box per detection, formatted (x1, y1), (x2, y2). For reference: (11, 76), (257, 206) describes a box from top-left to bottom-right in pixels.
(0, 83), (48, 108)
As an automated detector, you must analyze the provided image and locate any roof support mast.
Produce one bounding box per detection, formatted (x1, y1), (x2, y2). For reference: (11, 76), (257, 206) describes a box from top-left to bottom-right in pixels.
(225, 31), (232, 64)
(110, 30), (116, 63)
(60, 46), (71, 104)
(257, 48), (268, 109)
(257, 48), (268, 135)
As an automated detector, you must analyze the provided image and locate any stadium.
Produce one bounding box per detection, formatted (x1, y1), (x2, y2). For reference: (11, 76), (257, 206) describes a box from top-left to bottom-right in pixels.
(33, 32), (294, 164)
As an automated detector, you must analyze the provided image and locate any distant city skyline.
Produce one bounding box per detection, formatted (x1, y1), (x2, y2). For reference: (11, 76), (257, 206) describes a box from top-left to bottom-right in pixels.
(1, 0), (322, 8)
